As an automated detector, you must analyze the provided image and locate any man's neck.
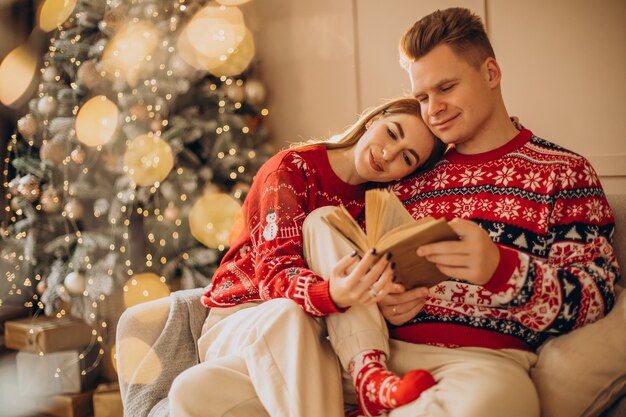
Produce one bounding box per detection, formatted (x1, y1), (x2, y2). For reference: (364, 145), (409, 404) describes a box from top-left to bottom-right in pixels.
(455, 109), (520, 155)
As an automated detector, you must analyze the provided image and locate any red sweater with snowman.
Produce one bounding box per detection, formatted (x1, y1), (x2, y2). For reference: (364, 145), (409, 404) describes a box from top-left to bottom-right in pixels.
(202, 145), (365, 316)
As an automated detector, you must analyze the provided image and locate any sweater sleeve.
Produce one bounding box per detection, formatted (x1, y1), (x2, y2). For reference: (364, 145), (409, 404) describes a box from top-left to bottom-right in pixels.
(250, 167), (343, 317)
(482, 157), (619, 335)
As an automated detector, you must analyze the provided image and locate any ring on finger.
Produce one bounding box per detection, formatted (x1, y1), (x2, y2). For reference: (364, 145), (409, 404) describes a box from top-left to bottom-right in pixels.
(392, 306), (397, 314)
(369, 285), (379, 298)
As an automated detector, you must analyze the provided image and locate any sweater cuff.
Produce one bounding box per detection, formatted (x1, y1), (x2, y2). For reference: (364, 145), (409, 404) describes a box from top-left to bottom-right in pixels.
(307, 280), (347, 315)
(483, 245), (520, 293)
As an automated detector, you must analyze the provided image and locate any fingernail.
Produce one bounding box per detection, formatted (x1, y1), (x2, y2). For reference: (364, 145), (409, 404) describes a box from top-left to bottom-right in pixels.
(370, 248), (377, 255)
(391, 262), (396, 270)
(350, 250), (357, 257)
(386, 252), (392, 260)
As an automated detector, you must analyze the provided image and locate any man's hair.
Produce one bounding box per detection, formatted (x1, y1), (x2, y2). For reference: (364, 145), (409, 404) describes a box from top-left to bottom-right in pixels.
(399, 7), (495, 70)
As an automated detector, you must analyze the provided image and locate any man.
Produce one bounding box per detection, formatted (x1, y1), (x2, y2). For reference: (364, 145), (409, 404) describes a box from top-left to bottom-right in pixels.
(163, 7), (618, 417)
(369, 7), (619, 417)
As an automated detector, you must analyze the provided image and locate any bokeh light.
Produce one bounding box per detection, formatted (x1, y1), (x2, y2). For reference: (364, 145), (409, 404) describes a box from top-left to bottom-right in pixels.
(208, 29), (255, 77)
(75, 95), (120, 147)
(123, 272), (170, 308)
(101, 21), (159, 86)
(38, 0), (78, 32)
(116, 336), (162, 384)
(189, 193), (241, 248)
(0, 45), (38, 107)
(123, 134), (174, 186)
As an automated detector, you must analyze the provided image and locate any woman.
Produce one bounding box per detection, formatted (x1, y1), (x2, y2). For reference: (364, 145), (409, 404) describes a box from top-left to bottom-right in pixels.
(171, 97), (446, 417)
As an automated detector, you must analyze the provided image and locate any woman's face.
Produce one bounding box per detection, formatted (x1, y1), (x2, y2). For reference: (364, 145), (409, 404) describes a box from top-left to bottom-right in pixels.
(352, 112), (436, 183)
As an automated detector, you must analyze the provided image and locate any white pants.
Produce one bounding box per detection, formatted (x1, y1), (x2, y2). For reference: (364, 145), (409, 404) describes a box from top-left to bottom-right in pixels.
(169, 207), (540, 417)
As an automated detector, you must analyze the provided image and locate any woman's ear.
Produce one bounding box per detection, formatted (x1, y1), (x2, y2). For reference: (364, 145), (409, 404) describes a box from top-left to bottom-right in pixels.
(365, 113), (383, 130)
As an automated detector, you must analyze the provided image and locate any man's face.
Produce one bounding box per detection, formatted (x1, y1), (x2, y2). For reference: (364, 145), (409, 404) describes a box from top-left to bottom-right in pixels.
(408, 44), (495, 147)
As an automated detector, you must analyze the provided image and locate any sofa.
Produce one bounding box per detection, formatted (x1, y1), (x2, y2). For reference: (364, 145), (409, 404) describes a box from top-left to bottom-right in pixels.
(116, 195), (626, 417)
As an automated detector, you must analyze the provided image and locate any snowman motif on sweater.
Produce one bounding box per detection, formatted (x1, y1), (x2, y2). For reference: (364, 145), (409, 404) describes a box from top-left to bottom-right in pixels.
(262, 209), (279, 241)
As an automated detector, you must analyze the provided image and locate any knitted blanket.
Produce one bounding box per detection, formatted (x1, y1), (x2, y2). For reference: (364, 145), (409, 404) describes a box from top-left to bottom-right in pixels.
(123, 288), (208, 417)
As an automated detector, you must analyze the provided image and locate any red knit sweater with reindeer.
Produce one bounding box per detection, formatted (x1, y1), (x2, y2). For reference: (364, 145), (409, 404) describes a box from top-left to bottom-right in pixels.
(390, 128), (620, 351)
(202, 145), (365, 316)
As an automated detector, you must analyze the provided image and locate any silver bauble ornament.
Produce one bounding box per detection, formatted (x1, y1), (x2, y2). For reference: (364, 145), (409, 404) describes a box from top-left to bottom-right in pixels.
(64, 271), (86, 295)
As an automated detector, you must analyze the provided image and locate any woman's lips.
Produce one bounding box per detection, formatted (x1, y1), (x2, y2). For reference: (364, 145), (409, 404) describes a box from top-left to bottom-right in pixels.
(369, 150), (383, 172)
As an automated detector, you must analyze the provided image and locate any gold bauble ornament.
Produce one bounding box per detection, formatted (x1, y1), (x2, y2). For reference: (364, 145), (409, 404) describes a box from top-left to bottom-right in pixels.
(244, 79), (266, 106)
(17, 114), (38, 138)
(17, 174), (41, 200)
(150, 118), (163, 132)
(70, 147), (86, 164)
(189, 192), (241, 248)
(40, 138), (66, 165)
(64, 199), (85, 220)
(36, 279), (47, 296)
(103, 7), (126, 33)
(40, 187), (62, 213)
(77, 60), (101, 89)
(75, 95), (119, 147)
(224, 83), (245, 103)
(8, 177), (20, 196)
(129, 104), (149, 121)
(123, 272), (170, 308)
(123, 134), (174, 186)
(164, 203), (180, 222)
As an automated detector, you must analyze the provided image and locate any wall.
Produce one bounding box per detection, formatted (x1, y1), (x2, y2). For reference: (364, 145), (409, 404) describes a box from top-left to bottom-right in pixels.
(247, 0), (626, 193)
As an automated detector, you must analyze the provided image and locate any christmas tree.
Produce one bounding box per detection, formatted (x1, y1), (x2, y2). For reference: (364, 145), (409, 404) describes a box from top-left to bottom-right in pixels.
(1, 0), (272, 372)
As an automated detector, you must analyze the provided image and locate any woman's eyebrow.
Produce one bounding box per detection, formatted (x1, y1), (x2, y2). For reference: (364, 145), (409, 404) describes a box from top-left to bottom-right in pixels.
(391, 121), (404, 138)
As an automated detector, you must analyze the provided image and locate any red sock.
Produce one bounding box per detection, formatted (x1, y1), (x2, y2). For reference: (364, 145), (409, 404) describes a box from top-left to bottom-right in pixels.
(350, 350), (436, 417)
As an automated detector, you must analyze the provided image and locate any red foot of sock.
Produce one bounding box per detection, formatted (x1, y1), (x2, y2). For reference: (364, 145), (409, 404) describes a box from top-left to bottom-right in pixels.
(355, 363), (436, 417)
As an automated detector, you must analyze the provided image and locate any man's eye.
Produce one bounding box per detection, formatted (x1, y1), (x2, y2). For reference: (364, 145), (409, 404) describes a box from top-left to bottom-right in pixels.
(442, 84), (454, 92)
(417, 96), (428, 103)
(387, 128), (397, 140)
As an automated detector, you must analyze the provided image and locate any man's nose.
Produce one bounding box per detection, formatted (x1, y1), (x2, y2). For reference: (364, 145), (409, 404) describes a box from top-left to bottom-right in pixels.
(428, 96), (445, 117)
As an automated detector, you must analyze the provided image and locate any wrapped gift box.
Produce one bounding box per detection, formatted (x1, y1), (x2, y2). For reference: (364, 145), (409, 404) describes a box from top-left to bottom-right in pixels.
(17, 348), (100, 396)
(32, 390), (94, 417)
(4, 316), (94, 353)
(93, 382), (123, 417)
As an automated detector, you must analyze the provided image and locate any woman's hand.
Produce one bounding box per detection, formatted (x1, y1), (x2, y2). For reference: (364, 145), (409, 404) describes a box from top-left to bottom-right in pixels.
(378, 284), (429, 326)
(329, 250), (395, 309)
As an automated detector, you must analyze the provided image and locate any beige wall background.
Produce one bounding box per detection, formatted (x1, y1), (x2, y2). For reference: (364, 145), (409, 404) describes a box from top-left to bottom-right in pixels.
(247, 0), (626, 194)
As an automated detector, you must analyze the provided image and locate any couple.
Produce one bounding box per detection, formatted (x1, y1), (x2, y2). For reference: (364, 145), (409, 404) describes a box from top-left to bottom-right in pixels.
(169, 7), (619, 417)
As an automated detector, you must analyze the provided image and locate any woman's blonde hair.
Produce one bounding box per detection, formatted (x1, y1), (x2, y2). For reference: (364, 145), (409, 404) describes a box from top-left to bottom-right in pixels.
(292, 96), (446, 174)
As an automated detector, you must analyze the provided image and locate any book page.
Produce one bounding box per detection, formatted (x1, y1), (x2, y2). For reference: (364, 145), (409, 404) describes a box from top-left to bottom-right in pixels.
(321, 206), (369, 253)
(365, 189), (413, 246)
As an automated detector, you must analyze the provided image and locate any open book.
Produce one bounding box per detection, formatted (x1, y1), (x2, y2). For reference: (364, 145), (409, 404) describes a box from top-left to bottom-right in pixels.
(322, 189), (458, 289)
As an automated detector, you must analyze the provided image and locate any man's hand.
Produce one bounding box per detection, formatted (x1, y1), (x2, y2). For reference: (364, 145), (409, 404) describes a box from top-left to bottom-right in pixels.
(417, 218), (500, 285)
(329, 250), (394, 309)
(378, 284), (429, 326)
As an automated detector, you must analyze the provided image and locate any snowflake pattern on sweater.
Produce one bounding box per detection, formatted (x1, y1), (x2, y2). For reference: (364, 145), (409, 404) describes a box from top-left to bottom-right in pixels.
(201, 145), (365, 316)
(390, 129), (620, 350)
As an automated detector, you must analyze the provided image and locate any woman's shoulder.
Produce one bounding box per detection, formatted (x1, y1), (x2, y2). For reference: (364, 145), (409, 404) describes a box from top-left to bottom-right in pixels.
(265, 145), (326, 172)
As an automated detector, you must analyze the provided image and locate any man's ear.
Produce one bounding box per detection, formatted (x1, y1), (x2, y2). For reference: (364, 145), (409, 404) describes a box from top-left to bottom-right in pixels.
(484, 57), (502, 88)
